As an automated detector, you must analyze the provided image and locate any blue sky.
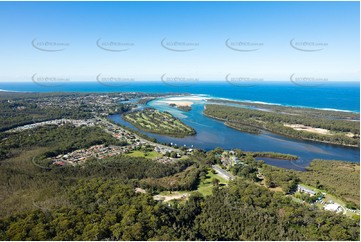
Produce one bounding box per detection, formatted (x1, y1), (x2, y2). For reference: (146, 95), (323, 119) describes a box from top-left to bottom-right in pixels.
(0, 1), (359, 82)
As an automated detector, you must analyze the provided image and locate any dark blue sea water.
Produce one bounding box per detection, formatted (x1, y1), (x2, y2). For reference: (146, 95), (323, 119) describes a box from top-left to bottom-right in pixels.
(0, 81), (359, 112)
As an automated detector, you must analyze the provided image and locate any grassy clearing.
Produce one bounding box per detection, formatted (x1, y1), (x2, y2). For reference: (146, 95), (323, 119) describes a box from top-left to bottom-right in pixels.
(197, 169), (228, 196)
(125, 150), (162, 159)
(155, 191), (189, 204)
(268, 186), (284, 192)
(159, 190), (190, 196)
(154, 168), (229, 202)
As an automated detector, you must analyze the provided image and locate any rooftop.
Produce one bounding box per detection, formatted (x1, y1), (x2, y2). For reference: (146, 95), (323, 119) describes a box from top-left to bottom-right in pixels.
(324, 204), (341, 212)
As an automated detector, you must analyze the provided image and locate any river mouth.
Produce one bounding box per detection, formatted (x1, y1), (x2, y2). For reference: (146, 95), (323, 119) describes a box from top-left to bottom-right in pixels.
(109, 95), (360, 171)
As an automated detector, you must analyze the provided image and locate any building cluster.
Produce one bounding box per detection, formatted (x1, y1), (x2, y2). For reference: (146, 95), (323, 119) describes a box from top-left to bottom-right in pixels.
(49, 118), (185, 166)
(95, 118), (137, 143)
(297, 185), (317, 196)
(52, 144), (125, 166)
(33, 94), (127, 115)
(154, 146), (177, 155)
(220, 151), (242, 168)
(156, 156), (177, 163)
(18, 92), (160, 118)
(9, 93), (188, 165)
(297, 185), (360, 215)
(7, 119), (95, 132)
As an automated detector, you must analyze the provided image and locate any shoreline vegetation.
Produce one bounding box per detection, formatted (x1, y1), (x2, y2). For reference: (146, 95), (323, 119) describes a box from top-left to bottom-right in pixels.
(169, 103), (192, 112)
(207, 98), (359, 119)
(248, 152), (298, 160)
(137, 97), (157, 105)
(123, 108), (196, 138)
(204, 104), (360, 147)
(224, 121), (261, 134)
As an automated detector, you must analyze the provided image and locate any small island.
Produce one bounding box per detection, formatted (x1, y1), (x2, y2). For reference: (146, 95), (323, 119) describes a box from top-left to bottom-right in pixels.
(123, 108), (196, 137)
(169, 103), (192, 112)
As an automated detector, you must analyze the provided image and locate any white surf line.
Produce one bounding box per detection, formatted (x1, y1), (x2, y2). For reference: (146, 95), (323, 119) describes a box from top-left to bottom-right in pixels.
(204, 96), (359, 114)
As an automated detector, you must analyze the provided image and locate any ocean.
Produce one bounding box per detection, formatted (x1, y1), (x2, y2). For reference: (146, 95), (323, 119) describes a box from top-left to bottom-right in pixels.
(0, 81), (359, 112)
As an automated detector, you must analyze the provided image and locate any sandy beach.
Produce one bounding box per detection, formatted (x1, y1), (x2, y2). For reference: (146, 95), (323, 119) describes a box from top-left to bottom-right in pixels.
(166, 96), (205, 101)
(284, 124), (331, 135)
(156, 95), (207, 107)
(166, 101), (193, 107)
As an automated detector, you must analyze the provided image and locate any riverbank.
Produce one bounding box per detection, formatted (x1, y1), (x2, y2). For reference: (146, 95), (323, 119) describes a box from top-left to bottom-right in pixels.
(110, 95), (360, 170)
(204, 104), (360, 148)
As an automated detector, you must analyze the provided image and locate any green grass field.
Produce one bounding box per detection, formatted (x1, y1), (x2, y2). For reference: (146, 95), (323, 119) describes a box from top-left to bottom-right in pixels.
(125, 150), (162, 159)
(153, 168), (229, 202)
(197, 169), (228, 196)
(123, 108), (196, 137)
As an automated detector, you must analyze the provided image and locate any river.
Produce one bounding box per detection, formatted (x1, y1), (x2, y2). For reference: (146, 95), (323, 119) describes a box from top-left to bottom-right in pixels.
(109, 96), (360, 171)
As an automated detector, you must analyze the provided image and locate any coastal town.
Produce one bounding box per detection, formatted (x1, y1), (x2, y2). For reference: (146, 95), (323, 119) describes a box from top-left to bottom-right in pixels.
(1, 92), (359, 221)
(24, 117), (187, 166)
(7, 114), (359, 217)
(6, 119), (96, 133)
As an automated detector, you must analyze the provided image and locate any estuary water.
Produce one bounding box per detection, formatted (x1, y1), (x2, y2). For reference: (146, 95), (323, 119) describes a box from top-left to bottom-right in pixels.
(109, 95), (360, 171)
(1, 81), (359, 170)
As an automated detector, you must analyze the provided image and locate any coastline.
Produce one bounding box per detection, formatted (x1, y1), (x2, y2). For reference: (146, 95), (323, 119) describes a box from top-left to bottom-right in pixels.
(1, 87), (359, 113)
(205, 96), (360, 114)
(145, 93), (360, 114)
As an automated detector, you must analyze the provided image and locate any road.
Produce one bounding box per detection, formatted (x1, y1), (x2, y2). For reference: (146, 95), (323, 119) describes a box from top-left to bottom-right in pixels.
(211, 165), (235, 181)
(99, 117), (180, 153)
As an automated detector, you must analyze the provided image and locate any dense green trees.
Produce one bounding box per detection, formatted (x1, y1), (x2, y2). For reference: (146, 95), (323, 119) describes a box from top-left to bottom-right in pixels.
(248, 152), (298, 160)
(1, 178), (359, 241)
(231, 164), (258, 181)
(91, 156), (192, 180)
(204, 104), (360, 146)
(225, 121), (261, 134)
(193, 179), (359, 241)
(207, 99), (360, 120)
(140, 166), (201, 192)
(254, 158), (360, 206)
(0, 114), (359, 240)
(0, 98), (91, 132)
(0, 125), (126, 160)
(261, 165), (299, 193)
(295, 159), (360, 205)
(0, 179), (176, 240)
